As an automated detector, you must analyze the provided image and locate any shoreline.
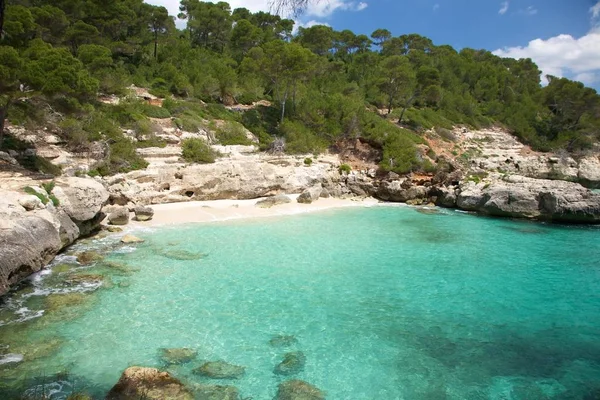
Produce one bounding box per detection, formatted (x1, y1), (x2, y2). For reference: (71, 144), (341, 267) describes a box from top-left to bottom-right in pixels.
(126, 195), (382, 228)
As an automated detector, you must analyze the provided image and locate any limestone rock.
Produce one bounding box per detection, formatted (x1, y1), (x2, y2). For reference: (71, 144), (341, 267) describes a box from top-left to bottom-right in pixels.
(256, 195), (292, 208)
(275, 380), (325, 400)
(297, 186), (322, 204)
(121, 235), (145, 244)
(194, 384), (240, 400)
(376, 180), (429, 203)
(134, 205), (154, 221)
(0, 214), (62, 296)
(269, 335), (299, 348)
(108, 207), (130, 225)
(53, 177), (109, 235)
(455, 175), (600, 223)
(76, 251), (103, 265)
(18, 195), (44, 211)
(159, 348), (198, 365)
(106, 367), (194, 400)
(274, 352), (306, 376)
(194, 360), (246, 379)
(578, 156), (600, 188)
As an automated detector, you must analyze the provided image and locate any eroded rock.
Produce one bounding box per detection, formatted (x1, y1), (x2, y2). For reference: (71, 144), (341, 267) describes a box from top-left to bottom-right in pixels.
(274, 352), (306, 376)
(106, 366), (194, 400)
(159, 348), (198, 365)
(134, 205), (154, 221)
(256, 195), (292, 208)
(275, 380), (324, 400)
(194, 360), (246, 379)
(108, 207), (130, 225)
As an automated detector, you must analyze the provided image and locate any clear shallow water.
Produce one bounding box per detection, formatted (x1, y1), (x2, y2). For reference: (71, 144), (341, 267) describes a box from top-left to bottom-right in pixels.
(1, 206), (600, 399)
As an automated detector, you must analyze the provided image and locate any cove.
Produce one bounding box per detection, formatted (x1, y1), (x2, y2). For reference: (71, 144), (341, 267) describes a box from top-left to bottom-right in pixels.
(1, 206), (600, 399)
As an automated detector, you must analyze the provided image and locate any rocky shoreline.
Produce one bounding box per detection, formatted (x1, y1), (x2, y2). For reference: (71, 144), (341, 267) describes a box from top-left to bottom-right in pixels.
(1, 128), (600, 296)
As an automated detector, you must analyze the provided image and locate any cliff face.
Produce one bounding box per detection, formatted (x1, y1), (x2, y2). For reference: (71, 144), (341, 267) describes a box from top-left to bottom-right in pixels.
(0, 177), (108, 296)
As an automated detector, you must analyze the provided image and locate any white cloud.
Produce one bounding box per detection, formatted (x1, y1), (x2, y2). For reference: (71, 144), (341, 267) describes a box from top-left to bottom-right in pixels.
(306, 0), (369, 18)
(574, 72), (599, 85)
(433, 4), (440, 12)
(493, 32), (600, 84)
(520, 6), (538, 16)
(591, 1), (600, 20)
(498, 1), (509, 15)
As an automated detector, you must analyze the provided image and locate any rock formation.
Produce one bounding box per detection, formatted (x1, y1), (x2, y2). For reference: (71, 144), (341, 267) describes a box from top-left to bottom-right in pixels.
(0, 177), (109, 296)
(106, 367), (194, 400)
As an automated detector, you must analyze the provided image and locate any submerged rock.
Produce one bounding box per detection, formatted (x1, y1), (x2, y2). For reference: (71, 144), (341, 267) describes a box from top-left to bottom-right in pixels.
(159, 249), (206, 261)
(159, 348), (198, 365)
(76, 251), (103, 265)
(275, 380), (324, 400)
(194, 360), (246, 380)
(274, 352), (306, 376)
(106, 366), (194, 400)
(269, 335), (299, 348)
(121, 234), (145, 244)
(64, 273), (104, 286)
(134, 206), (154, 221)
(106, 226), (123, 233)
(256, 195), (292, 208)
(45, 292), (89, 312)
(194, 383), (240, 400)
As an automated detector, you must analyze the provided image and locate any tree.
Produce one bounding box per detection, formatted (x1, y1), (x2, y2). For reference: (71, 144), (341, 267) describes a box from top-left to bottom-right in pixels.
(147, 5), (171, 59)
(371, 28), (391, 49)
(0, 0), (5, 38)
(377, 55), (416, 117)
(0, 45), (22, 148)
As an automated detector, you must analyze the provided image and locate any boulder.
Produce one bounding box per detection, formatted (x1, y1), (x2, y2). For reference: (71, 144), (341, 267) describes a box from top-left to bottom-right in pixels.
(159, 348), (198, 365)
(18, 195), (44, 211)
(106, 367), (194, 400)
(275, 380), (325, 400)
(454, 175), (600, 223)
(376, 180), (429, 203)
(76, 251), (103, 265)
(274, 352), (306, 376)
(194, 360), (246, 379)
(297, 186), (322, 204)
(108, 207), (130, 225)
(53, 177), (109, 235)
(269, 335), (299, 348)
(0, 213), (62, 296)
(121, 235), (145, 244)
(256, 195), (292, 208)
(134, 205), (154, 221)
(194, 384), (240, 400)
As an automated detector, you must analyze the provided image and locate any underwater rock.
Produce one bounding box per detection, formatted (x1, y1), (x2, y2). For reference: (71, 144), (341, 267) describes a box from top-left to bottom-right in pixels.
(269, 335), (299, 348)
(194, 361), (246, 380)
(106, 226), (123, 233)
(52, 263), (78, 274)
(275, 380), (325, 400)
(256, 195), (292, 208)
(66, 393), (93, 400)
(65, 274), (104, 286)
(76, 251), (103, 265)
(159, 249), (206, 261)
(194, 383), (240, 400)
(13, 338), (63, 362)
(121, 235), (144, 244)
(415, 207), (441, 215)
(106, 366), (194, 400)
(134, 206), (154, 221)
(45, 293), (89, 312)
(274, 352), (306, 376)
(159, 348), (198, 365)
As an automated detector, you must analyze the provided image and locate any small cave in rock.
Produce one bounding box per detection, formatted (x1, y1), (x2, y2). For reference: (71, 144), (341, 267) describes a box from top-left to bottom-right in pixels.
(184, 191), (194, 198)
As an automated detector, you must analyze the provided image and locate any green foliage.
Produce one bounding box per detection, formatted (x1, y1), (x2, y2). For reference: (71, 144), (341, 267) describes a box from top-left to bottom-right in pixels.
(339, 163), (352, 174)
(24, 186), (49, 204)
(49, 194), (60, 206)
(380, 135), (421, 174)
(216, 122), (252, 145)
(20, 155), (62, 176)
(41, 181), (55, 194)
(142, 104), (171, 119)
(181, 138), (217, 163)
(280, 120), (327, 154)
(304, 157), (313, 166)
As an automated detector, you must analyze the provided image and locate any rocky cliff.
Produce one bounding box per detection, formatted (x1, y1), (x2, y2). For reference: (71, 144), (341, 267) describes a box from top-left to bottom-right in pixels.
(0, 176), (108, 296)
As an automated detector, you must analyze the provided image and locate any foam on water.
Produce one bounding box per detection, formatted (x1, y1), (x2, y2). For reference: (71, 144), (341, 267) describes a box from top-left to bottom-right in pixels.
(1, 206), (600, 399)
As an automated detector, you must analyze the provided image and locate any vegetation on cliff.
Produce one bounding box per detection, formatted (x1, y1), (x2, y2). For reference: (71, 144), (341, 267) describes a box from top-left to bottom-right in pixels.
(0, 0), (599, 175)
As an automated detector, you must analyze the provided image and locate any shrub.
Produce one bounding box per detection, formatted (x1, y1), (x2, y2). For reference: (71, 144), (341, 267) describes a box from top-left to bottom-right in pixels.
(181, 138), (217, 163)
(215, 122), (252, 146)
(304, 157), (313, 166)
(142, 104), (171, 119)
(339, 164), (352, 174)
(24, 186), (48, 204)
(49, 194), (60, 206)
(280, 120), (327, 155)
(42, 181), (56, 194)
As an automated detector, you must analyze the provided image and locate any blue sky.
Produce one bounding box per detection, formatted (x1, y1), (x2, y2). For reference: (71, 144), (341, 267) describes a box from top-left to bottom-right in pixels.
(146, 0), (600, 88)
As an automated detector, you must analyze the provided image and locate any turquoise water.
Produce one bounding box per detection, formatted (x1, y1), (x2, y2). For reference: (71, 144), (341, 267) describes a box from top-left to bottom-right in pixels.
(1, 206), (600, 399)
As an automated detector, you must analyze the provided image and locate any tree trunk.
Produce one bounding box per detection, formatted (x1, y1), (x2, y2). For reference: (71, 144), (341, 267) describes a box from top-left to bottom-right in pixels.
(398, 92), (418, 124)
(280, 88), (288, 124)
(153, 30), (158, 60)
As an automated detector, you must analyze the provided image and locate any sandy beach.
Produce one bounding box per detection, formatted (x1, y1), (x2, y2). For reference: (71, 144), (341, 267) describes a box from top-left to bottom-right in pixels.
(128, 195), (381, 227)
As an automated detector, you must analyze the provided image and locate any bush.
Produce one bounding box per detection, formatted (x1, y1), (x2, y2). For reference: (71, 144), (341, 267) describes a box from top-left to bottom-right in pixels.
(181, 138), (217, 163)
(42, 181), (56, 194)
(24, 186), (48, 204)
(339, 164), (352, 174)
(280, 120), (327, 155)
(216, 122), (252, 145)
(304, 157), (313, 166)
(142, 104), (171, 119)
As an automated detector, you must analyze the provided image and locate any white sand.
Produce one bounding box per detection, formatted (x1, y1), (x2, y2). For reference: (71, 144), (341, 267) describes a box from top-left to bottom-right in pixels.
(128, 195), (380, 227)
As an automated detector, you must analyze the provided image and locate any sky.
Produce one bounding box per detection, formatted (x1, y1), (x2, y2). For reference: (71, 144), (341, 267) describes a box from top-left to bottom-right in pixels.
(145, 0), (600, 89)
